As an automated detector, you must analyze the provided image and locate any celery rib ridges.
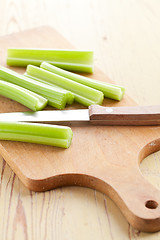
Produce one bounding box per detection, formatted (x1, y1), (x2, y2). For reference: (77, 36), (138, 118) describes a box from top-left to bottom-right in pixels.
(41, 62), (125, 101)
(0, 122), (73, 148)
(26, 65), (104, 107)
(0, 66), (72, 109)
(7, 48), (94, 73)
(24, 73), (74, 105)
(0, 79), (47, 111)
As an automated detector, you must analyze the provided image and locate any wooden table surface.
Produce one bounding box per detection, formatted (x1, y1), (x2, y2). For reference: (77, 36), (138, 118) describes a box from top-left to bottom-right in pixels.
(0, 0), (160, 239)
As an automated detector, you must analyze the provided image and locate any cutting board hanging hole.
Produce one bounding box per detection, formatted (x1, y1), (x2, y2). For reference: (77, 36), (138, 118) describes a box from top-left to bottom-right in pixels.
(145, 200), (159, 209)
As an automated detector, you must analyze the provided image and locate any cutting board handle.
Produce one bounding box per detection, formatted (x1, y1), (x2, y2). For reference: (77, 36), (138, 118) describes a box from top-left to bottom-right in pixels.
(91, 137), (160, 232)
(89, 105), (160, 125)
(101, 167), (160, 233)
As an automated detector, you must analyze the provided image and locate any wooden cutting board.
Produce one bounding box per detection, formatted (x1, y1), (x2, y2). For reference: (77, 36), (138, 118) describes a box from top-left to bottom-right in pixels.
(0, 26), (160, 233)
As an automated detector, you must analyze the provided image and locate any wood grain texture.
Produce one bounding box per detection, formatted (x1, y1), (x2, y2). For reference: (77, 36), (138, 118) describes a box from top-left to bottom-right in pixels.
(0, 0), (160, 239)
(89, 105), (160, 125)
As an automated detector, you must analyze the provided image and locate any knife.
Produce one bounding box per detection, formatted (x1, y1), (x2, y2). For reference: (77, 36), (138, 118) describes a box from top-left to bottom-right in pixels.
(0, 105), (160, 125)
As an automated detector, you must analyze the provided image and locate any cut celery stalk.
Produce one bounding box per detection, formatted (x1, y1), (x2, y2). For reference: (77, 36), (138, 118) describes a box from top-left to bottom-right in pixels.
(0, 122), (73, 148)
(24, 73), (74, 105)
(26, 65), (104, 107)
(73, 94), (96, 106)
(41, 62), (125, 101)
(7, 48), (94, 73)
(0, 66), (70, 109)
(0, 80), (47, 111)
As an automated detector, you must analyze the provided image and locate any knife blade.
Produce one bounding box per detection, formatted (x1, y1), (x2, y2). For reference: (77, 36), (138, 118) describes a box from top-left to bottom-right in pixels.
(0, 105), (160, 125)
(0, 108), (90, 123)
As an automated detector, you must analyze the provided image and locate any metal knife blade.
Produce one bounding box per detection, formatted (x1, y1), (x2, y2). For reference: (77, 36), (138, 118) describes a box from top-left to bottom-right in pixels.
(0, 109), (90, 123)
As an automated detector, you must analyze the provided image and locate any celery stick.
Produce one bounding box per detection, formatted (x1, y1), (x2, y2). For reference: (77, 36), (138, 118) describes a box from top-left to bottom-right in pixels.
(73, 94), (96, 106)
(0, 66), (69, 109)
(7, 48), (93, 73)
(0, 122), (73, 148)
(24, 73), (74, 105)
(41, 62), (125, 101)
(26, 65), (104, 107)
(0, 80), (47, 111)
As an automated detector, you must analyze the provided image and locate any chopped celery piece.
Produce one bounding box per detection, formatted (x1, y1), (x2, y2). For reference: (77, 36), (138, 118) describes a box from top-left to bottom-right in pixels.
(7, 48), (93, 73)
(0, 66), (70, 109)
(24, 73), (74, 105)
(73, 94), (96, 106)
(0, 122), (73, 148)
(0, 80), (47, 111)
(26, 65), (104, 107)
(41, 62), (125, 101)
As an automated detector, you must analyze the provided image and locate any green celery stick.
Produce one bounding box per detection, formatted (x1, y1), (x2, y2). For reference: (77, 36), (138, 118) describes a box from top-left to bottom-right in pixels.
(73, 94), (96, 106)
(41, 62), (125, 101)
(0, 80), (47, 111)
(24, 73), (74, 105)
(0, 122), (73, 148)
(26, 65), (104, 107)
(7, 48), (93, 73)
(0, 66), (70, 109)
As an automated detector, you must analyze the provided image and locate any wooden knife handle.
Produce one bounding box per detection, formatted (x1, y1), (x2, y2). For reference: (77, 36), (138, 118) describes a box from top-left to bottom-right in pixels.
(89, 105), (160, 125)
